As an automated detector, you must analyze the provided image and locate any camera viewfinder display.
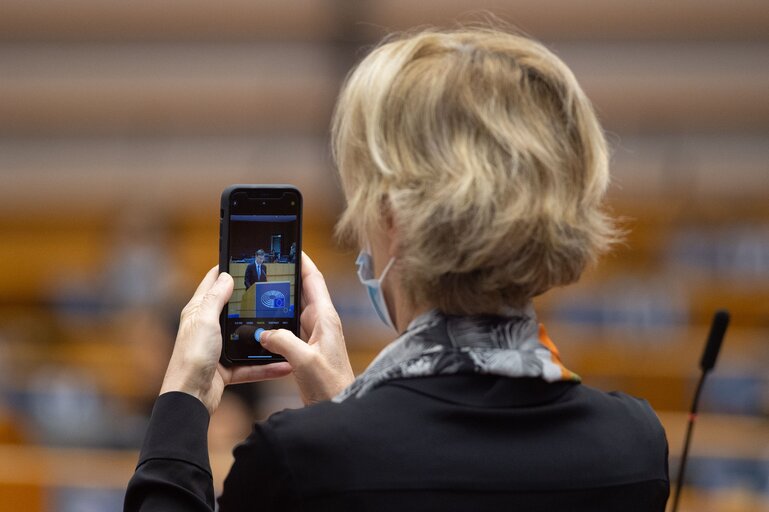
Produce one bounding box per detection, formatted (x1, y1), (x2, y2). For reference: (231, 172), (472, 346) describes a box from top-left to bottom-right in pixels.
(222, 188), (301, 363)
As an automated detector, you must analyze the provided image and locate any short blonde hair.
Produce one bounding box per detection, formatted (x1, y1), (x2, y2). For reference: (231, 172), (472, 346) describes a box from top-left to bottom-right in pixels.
(332, 26), (619, 314)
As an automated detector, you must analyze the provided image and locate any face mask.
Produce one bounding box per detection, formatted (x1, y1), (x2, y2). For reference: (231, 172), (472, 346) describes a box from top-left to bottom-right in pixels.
(356, 250), (396, 330)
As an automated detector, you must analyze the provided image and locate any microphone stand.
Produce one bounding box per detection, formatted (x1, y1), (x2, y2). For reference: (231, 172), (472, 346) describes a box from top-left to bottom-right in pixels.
(670, 369), (707, 512)
(670, 310), (729, 512)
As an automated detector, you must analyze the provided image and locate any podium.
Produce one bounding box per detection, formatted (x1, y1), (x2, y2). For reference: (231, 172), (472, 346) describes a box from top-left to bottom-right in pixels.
(239, 281), (292, 318)
(241, 285), (256, 316)
(229, 263), (295, 317)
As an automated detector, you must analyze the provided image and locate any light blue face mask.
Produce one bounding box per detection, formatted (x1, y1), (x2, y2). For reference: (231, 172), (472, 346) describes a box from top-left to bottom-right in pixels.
(356, 250), (396, 330)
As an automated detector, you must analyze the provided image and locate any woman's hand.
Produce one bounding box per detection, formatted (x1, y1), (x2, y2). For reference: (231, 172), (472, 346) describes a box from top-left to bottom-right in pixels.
(160, 267), (292, 416)
(260, 253), (355, 405)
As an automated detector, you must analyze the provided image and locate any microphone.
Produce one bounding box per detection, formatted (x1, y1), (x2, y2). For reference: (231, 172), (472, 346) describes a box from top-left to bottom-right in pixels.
(670, 309), (730, 512)
(700, 310), (729, 372)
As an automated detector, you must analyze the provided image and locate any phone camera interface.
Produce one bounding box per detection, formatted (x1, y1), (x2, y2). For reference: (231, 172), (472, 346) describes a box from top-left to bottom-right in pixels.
(225, 199), (299, 361)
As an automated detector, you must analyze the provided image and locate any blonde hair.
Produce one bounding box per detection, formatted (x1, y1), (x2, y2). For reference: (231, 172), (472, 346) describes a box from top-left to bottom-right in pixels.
(332, 26), (619, 314)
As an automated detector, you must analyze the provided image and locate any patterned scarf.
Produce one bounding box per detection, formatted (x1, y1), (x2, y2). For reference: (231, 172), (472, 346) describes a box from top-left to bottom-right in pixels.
(334, 306), (579, 402)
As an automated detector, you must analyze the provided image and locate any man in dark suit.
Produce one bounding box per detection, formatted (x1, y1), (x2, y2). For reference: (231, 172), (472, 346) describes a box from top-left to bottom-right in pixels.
(244, 249), (268, 289)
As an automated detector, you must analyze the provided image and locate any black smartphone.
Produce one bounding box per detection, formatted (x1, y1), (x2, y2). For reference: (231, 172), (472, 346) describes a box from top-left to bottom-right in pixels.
(219, 185), (302, 365)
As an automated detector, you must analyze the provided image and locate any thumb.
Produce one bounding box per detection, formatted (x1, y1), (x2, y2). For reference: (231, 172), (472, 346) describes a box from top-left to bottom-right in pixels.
(260, 329), (310, 367)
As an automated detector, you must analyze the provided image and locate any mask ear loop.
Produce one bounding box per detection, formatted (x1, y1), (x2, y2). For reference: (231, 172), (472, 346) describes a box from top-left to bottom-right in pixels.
(378, 257), (396, 282)
(361, 239), (396, 282)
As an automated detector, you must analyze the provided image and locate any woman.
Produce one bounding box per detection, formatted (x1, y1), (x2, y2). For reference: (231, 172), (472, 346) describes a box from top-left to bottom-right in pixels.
(126, 26), (669, 511)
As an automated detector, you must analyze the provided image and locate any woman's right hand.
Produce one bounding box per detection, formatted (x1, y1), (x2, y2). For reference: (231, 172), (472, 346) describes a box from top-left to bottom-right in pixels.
(259, 252), (355, 405)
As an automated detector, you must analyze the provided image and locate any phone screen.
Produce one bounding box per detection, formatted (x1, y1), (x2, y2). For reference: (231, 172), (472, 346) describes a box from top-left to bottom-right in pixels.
(220, 186), (301, 364)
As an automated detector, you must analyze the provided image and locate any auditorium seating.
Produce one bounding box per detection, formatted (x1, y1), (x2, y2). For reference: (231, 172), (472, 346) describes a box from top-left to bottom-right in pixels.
(0, 2), (767, 510)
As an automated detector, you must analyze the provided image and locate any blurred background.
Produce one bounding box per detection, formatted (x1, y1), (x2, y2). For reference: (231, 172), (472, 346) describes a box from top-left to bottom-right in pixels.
(0, 1), (767, 511)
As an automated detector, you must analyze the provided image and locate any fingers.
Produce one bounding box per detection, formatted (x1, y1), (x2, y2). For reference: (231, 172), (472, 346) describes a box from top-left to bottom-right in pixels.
(190, 266), (220, 303)
(227, 362), (293, 385)
(199, 272), (234, 315)
(299, 323), (311, 341)
(260, 329), (312, 368)
(300, 252), (334, 311)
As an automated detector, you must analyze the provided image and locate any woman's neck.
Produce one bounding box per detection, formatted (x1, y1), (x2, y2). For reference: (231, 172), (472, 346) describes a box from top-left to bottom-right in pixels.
(393, 299), (434, 334)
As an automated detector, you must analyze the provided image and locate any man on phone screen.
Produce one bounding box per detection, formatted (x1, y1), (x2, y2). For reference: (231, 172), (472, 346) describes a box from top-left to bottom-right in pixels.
(244, 249), (268, 289)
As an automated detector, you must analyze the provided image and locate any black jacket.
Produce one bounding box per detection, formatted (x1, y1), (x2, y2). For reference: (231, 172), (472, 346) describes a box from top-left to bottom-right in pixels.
(125, 376), (669, 511)
(244, 262), (268, 289)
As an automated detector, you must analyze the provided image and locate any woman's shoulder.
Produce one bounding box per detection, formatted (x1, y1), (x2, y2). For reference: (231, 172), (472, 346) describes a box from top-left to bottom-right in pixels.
(261, 378), (667, 443)
(564, 384), (669, 479)
(244, 377), (668, 500)
(575, 384), (667, 436)
(260, 381), (413, 437)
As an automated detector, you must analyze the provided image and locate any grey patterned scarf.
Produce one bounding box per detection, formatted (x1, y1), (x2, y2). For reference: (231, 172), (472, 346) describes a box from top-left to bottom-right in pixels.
(334, 306), (579, 402)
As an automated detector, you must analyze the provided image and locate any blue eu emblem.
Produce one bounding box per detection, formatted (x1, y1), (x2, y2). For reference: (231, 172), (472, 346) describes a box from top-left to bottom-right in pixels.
(261, 290), (287, 309)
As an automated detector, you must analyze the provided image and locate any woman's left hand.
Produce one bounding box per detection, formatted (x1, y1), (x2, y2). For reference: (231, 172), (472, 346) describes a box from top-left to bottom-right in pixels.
(160, 266), (292, 416)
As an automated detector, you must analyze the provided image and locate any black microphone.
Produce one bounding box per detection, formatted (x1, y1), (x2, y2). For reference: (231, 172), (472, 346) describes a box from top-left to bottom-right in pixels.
(671, 309), (730, 512)
(700, 310), (729, 372)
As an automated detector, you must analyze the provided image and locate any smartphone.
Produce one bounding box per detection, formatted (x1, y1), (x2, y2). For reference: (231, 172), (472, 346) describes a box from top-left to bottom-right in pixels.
(219, 185), (302, 364)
